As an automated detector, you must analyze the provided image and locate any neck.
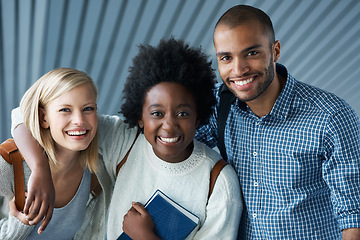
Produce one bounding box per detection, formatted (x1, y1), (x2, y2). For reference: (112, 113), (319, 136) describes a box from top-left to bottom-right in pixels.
(246, 72), (286, 118)
(51, 150), (82, 176)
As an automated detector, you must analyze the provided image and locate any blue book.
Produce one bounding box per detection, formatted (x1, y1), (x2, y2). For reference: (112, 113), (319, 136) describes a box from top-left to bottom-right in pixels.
(117, 189), (200, 240)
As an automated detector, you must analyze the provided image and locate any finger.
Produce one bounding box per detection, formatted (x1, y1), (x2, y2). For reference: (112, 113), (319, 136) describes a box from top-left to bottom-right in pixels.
(38, 203), (53, 234)
(37, 199), (50, 222)
(24, 191), (34, 215)
(28, 199), (49, 226)
(131, 202), (148, 216)
(26, 197), (41, 223)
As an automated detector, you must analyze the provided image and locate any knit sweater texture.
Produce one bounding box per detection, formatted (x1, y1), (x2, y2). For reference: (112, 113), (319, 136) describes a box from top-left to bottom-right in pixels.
(106, 134), (243, 240)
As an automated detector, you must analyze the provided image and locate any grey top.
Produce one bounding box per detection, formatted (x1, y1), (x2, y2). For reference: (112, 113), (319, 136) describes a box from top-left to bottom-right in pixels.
(26, 168), (91, 240)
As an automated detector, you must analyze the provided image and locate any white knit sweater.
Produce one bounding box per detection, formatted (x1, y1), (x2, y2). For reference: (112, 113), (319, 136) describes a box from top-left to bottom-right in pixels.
(106, 134), (243, 240)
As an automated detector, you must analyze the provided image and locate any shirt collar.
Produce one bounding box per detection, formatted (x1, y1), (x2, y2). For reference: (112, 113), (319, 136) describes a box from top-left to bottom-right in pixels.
(268, 63), (296, 120)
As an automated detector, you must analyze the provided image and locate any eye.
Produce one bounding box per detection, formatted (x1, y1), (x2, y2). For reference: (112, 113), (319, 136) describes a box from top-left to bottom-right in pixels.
(177, 111), (189, 117)
(84, 106), (95, 112)
(150, 111), (163, 117)
(247, 50), (259, 56)
(220, 55), (231, 61)
(59, 108), (70, 112)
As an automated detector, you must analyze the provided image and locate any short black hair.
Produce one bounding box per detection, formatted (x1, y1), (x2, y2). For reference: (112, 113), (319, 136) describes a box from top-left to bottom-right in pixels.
(215, 4), (275, 44)
(120, 37), (217, 128)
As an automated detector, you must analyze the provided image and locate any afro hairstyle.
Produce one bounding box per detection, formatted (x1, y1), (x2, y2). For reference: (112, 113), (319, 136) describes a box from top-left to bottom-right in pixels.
(120, 37), (217, 128)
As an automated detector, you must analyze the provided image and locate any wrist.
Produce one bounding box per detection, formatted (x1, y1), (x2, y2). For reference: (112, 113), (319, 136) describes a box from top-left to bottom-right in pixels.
(32, 161), (51, 175)
(143, 232), (160, 240)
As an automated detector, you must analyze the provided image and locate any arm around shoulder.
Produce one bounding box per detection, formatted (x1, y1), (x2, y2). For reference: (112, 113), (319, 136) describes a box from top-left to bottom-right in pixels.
(11, 107), (54, 231)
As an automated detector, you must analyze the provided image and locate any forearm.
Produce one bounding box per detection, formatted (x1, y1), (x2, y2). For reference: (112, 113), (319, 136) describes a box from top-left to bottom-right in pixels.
(12, 122), (54, 231)
(342, 228), (360, 240)
(13, 124), (49, 172)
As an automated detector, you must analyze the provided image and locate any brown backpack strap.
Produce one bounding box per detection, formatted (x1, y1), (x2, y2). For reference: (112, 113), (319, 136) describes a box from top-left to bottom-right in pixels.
(90, 173), (102, 197)
(0, 139), (25, 211)
(208, 159), (228, 199)
(116, 130), (140, 176)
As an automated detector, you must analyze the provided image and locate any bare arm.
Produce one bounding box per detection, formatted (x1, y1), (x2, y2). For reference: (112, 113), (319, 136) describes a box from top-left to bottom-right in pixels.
(342, 228), (360, 240)
(13, 124), (54, 234)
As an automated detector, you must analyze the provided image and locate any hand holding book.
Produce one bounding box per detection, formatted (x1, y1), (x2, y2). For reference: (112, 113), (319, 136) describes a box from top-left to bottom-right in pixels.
(119, 190), (199, 240)
(122, 202), (159, 240)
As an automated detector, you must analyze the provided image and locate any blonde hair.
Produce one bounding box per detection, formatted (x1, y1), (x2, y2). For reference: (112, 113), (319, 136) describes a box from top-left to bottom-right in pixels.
(20, 68), (98, 173)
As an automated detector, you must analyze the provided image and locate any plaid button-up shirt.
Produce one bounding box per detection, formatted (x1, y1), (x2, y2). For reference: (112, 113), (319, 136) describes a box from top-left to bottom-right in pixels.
(195, 64), (360, 239)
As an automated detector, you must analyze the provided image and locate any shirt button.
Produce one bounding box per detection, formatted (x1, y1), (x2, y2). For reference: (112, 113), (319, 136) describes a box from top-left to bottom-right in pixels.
(254, 181), (259, 187)
(253, 213), (257, 218)
(253, 151), (258, 157)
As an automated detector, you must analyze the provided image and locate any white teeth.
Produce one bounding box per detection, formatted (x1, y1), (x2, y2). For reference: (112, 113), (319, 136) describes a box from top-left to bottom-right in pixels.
(234, 77), (254, 86)
(67, 130), (87, 136)
(159, 137), (180, 143)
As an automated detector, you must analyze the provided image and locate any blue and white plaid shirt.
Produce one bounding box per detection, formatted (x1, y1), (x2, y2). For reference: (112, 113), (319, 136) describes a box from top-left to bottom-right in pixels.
(195, 64), (360, 239)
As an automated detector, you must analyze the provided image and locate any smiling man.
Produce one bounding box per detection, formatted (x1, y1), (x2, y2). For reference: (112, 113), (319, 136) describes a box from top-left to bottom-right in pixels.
(195, 4), (360, 239)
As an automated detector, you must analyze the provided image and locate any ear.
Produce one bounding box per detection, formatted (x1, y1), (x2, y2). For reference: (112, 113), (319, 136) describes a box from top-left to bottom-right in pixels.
(273, 40), (281, 62)
(39, 108), (50, 129)
(138, 119), (144, 129)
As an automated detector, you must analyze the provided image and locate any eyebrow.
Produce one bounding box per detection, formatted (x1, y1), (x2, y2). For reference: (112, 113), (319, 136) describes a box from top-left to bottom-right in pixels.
(56, 101), (96, 108)
(147, 103), (192, 109)
(148, 104), (162, 109)
(216, 44), (263, 57)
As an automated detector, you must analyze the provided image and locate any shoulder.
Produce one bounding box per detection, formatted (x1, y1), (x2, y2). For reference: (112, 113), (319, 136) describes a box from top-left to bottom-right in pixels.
(193, 140), (221, 164)
(193, 140), (239, 183)
(97, 114), (125, 129)
(214, 82), (222, 103)
(293, 80), (353, 116)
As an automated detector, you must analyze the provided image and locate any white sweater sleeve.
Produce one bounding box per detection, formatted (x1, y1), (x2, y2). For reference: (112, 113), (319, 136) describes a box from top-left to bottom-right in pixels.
(192, 164), (243, 239)
(11, 107), (23, 136)
(97, 114), (139, 182)
(0, 213), (34, 240)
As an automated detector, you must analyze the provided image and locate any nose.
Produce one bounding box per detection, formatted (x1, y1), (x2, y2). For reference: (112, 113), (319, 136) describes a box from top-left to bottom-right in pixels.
(161, 114), (178, 131)
(233, 57), (250, 76)
(72, 111), (85, 125)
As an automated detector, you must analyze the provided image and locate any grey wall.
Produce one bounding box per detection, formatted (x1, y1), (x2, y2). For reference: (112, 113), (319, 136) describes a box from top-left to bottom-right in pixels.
(1, 0), (360, 140)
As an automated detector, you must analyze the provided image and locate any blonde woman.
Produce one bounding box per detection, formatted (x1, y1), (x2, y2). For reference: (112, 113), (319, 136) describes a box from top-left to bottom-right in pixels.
(0, 68), (107, 239)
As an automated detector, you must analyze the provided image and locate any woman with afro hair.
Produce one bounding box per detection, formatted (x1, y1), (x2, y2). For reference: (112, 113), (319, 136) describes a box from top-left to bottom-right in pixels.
(109, 37), (243, 239)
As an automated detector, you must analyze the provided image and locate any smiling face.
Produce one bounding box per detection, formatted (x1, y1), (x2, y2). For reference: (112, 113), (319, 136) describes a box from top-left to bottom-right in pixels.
(139, 82), (199, 163)
(41, 83), (97, 154)
(214, 20), (281, 104)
